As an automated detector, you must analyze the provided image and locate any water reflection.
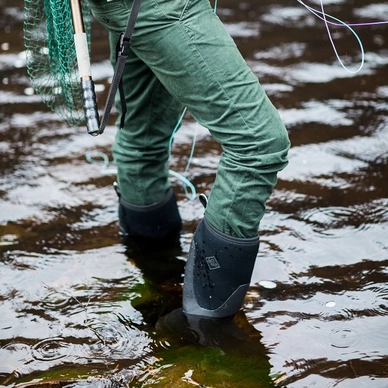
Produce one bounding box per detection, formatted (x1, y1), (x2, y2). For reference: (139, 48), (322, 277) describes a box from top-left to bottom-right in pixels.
(153, 309), (274, 387)
(1, 0), (388, 386)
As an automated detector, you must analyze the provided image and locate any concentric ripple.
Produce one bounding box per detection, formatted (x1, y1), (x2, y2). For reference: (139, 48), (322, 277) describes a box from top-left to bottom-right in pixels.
(298, 200), (388, 240)
(41, 290), (72, 309)
(31, 337), (72, 361)
(329, 327), (360, 349)
(299, 206), (371, 238)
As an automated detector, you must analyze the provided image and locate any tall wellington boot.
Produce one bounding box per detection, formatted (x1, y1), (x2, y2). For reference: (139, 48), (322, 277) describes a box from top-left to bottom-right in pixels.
(116, 186), (182, 250)
(183, 218), (260, 318)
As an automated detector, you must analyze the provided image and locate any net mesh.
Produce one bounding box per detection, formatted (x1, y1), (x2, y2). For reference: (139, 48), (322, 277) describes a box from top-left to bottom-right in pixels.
(23, 0), (91, 126)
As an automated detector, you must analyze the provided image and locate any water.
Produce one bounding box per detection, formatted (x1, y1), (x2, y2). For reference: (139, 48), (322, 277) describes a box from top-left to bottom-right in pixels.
(1, 0), (388, 386)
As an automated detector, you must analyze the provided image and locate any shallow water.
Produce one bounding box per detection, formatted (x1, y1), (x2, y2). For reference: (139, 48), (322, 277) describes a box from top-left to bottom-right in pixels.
(1, 0), (388, 386)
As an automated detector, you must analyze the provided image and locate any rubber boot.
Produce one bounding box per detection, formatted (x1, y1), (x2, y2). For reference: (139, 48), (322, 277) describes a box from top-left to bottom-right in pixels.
(183, 218), (260, 318)
(116, 186), (182, 250)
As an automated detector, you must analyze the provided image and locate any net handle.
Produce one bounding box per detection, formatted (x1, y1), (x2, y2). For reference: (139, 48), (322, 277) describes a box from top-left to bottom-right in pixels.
(70, 0), (101, 136)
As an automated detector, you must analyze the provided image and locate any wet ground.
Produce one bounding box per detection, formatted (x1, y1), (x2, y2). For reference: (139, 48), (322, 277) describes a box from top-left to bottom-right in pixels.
(1, 0), (388, 386)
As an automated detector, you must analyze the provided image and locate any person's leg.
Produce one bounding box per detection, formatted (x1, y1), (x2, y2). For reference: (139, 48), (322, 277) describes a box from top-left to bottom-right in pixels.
(124, 0), (290, 316)
(127, 0), (290, 238)
(88, 0), (183, 242)
(111, 45), (184, 207)
(109, 39), (183, 242)
(89, 0), (290, 316)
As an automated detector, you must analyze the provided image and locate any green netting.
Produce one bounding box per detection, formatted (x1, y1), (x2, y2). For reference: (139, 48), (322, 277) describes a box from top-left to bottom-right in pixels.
(23, 0), (91, 126)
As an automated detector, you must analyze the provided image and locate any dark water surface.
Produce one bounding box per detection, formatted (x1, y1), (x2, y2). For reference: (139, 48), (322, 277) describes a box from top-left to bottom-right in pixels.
(1, 0), (388, 386)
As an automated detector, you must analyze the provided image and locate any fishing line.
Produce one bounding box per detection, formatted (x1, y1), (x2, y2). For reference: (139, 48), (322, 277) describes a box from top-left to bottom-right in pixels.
(319, 0), (364, 74)
(166, 106), (197, 200)
(297, 0), (388, 27)
(168, 108), (198, 201)
(85, 146), (197, 200)
(298, 0), (363, 73)
(85, 107), (197, 200)
(85, 151), (117, 175)
(297, 0), (388, 74)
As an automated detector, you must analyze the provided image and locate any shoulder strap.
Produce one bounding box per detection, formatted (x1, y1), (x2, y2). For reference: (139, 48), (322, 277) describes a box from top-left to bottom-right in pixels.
(97, 0), (142, 135)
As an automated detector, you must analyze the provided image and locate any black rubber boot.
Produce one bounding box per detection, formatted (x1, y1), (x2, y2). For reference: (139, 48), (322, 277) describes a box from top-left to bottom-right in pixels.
(117, 186), (182, 250)
(183, 218), (260, 318)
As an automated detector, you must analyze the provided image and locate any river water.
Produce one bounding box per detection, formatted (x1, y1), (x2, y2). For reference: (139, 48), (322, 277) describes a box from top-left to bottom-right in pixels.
(1, 0), (387, 387)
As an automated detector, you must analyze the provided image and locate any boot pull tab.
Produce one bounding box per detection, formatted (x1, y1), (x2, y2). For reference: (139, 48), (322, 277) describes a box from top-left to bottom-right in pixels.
(199, 193), (208, 209)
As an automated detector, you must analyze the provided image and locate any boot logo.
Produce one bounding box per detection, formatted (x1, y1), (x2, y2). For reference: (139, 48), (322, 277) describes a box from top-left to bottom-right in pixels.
(205, 256), (220, 270)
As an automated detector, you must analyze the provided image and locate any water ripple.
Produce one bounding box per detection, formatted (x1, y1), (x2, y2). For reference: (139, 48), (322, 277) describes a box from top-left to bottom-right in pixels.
(329, 327), (361, 349)
(41, 290), (72, 309)
(295, 281), (388, 321)
(298, 203), (387, 238)
(31, 337), (72, 361)
(349, 284), (388, 318)
(86, 316), (152, 359)
(0, 342), (31, 372)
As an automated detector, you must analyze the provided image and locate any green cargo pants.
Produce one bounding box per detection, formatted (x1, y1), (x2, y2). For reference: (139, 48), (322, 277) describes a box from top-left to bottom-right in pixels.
(88, 0), (290, 238)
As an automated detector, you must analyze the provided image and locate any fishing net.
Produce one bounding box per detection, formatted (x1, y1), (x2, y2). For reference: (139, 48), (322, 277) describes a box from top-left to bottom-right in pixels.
(23, 0), (91, 126)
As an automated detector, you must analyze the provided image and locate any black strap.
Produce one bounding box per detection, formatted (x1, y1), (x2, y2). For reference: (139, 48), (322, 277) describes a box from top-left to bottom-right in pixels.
(97, 0), (142, 135)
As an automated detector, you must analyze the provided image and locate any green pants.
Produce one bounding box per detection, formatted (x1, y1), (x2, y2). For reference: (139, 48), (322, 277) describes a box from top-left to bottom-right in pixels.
(88, 0), (290, 238)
